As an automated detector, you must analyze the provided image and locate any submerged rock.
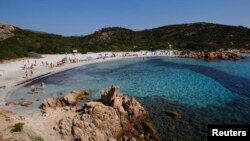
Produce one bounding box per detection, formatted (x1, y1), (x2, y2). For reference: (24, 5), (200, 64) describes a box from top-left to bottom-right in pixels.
(5, 101), (16, 106)
(165, 111), (181, 119)
(5, 100), (33, 107)
(18, 100), (33, 107)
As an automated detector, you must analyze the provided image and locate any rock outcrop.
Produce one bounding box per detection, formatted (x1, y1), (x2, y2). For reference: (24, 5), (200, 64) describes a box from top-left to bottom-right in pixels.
(239, 49), (250, 53)
(0, 24), (15, 40)
(5, 100), (33, 107)
(18, 100), (33, 107)
(42, 90), (89, 110)
(43, 85), (159, 141)
(179, 51), (243, 60)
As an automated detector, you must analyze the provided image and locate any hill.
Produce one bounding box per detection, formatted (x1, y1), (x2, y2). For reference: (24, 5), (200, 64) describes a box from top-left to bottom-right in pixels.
(1, 22), (250, 59)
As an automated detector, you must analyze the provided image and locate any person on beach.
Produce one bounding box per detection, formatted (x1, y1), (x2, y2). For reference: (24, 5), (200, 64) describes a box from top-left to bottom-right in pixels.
(30, 64), (34, 70)
(25, 70), (29, 79)
(23, 64), (27, 69)
(40, 81), (45, 89)
(30, 69), (33, 77)
(30, 85), (37, 94)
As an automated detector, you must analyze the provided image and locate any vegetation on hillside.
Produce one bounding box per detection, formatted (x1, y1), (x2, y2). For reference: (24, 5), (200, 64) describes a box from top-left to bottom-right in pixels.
(11, 122), (24, 132)
(1, 22), (250, 60)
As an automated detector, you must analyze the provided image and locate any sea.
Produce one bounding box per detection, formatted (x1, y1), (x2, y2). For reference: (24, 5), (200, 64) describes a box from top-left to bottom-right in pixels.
(9, 55), (250, 141)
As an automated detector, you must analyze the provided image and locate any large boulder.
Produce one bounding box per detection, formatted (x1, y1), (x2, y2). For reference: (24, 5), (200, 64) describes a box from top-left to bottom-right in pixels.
(49, 86), (159, 141)
(101, 85), (147, 121)
(63, 90), (89, 105)
(226, 52), (242, 60)
(217, 52), (242, 60)
(206, 52), (217, 59)
(218, 52), (228, 60)
(42, 90), (90, 110)
(101, 85), (121, 106)
(42, 97), (65, 109)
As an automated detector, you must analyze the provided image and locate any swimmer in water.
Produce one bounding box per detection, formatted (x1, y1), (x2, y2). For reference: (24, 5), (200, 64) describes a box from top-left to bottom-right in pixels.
(40, 81), (45, 89)
(30, 85), (37, 94)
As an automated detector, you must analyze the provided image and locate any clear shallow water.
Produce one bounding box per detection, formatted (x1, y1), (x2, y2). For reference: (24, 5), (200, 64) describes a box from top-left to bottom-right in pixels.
(8, 56), (250, 140)
(9, 56), (250, 109)
(164, 54), (250, 79)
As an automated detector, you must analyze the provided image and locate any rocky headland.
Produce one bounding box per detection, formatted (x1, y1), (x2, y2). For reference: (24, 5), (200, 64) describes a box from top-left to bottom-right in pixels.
(239, 49), (250, 53)
(0, 85), (159, 141)
(178, 50), (244, 60)
(0, 24), (15, 41)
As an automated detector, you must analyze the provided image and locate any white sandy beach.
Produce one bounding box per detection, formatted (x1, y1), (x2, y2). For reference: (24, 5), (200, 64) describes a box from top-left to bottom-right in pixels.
(0, 50), (177, 106)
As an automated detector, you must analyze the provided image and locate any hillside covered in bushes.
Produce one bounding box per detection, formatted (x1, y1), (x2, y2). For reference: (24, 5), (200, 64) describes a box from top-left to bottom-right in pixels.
(1, 22), (250, 60)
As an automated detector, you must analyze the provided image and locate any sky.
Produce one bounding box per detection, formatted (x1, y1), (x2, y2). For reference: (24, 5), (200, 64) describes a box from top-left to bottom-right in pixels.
(0, 0), (250, 36)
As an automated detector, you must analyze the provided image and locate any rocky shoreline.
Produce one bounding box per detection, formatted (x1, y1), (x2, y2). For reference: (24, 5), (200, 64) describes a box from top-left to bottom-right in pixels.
(0, 86), (159, 141)
(239, 49), (250, 53)
(178, 50), (244, 60)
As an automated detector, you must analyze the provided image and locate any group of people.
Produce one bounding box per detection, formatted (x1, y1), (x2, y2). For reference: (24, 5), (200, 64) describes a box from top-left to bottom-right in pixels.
(25, 69), (34, 79)
(24, 66), (35, 79)
(69, 57), (78, 63)
(30, 81), (45, 94)
(23, 57), (79, 94)
(23, 57), (72, 78)
(23, 60), (37, 79)
(41, 60), (57, 69)
(122, 52), (139, 57)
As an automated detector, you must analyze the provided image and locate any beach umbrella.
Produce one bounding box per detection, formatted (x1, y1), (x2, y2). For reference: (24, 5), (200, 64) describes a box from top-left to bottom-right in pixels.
(87, 56), (93, 60)
(63, 57), (68, 62)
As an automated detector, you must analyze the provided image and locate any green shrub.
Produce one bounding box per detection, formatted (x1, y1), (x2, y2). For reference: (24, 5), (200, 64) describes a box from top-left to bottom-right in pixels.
(33, 136), (44, 141)
(1, 23), (250, 60)
(11, 122), (24, 132)
(28, 52), (42, 58)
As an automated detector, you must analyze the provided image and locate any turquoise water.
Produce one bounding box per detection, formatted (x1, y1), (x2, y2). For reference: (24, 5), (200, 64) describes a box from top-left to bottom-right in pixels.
(8, 55), (250, 140)
(9, 56), (250, 108)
